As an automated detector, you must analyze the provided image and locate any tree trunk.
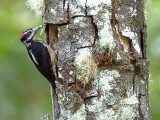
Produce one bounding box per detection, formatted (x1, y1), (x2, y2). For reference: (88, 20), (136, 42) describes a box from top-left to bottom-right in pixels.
(43, 0), (150, 119)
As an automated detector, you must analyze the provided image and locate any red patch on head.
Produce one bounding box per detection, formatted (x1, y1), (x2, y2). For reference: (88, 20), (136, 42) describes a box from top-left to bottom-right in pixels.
(20, 33), (24, 39)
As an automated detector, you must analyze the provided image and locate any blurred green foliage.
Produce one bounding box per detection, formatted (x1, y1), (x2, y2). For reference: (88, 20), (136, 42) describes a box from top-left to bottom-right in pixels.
(147, 0), (160, 120)
(0, 0), (159, 119)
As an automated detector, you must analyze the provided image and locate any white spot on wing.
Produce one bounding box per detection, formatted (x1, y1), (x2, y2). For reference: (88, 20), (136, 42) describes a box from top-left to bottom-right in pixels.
(29, 50), (39, 65)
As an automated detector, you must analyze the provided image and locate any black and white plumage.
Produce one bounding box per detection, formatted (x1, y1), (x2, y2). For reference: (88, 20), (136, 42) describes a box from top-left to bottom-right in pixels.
(20, 25), (57, 90)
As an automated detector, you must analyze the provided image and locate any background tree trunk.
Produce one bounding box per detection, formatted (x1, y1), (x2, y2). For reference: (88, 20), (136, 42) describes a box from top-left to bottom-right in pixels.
(43, 0), (150, 119)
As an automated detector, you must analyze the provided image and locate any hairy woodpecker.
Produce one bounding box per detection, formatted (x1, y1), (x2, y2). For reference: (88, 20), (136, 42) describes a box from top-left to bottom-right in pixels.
(20, 25), (57, 90)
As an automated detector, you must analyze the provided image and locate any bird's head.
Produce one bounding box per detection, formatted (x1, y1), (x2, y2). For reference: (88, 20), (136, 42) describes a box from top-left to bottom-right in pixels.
(20, 25), (43, 44)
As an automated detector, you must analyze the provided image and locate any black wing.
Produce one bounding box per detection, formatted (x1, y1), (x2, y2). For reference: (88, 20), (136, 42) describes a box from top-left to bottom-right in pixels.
(27, 40), (55, 86)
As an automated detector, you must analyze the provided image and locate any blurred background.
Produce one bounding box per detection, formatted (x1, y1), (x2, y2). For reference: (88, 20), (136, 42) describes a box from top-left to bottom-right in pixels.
(0, 0), (52, 120)
(0, 0), (159, 119)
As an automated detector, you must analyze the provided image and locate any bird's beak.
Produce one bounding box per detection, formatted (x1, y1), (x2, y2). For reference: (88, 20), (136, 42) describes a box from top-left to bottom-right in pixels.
(33, 25), (43, 34)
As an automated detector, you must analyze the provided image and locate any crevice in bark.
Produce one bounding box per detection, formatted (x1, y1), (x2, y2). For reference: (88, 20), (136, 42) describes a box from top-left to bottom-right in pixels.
(85, 16), (99, 47)
(63, 0), (65, 10)
(138, 94), (145, 119)
(84, 95), (97, 101)
(85, 0), (88, 16)
(77, 46), (93, 49)
(140, 30), (144, 59)
(132, 74), (136, 95)
(67, 3), (71, 24)
(55, 64), (59, 84)
(85, 0), (99, 47)
(140, 23), (147, 59)
(71, 39), (78, 45)
(45, 23), (50, 45)
(131, 60), (136, 94)
(57, 23), (69, 26)
(97, 86), (101, 100)
(111, 0), (122, 50)
(72, 15), (85, 19)
(90, 16), (99, 46)
(45, 23), (58, 48)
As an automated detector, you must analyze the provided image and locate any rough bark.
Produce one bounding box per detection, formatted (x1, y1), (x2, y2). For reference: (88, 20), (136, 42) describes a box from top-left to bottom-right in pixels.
(43, 0), (150, 120)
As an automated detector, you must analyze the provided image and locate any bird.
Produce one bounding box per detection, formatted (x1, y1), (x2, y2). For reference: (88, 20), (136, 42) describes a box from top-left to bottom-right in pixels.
(20, 25), (57, 91)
